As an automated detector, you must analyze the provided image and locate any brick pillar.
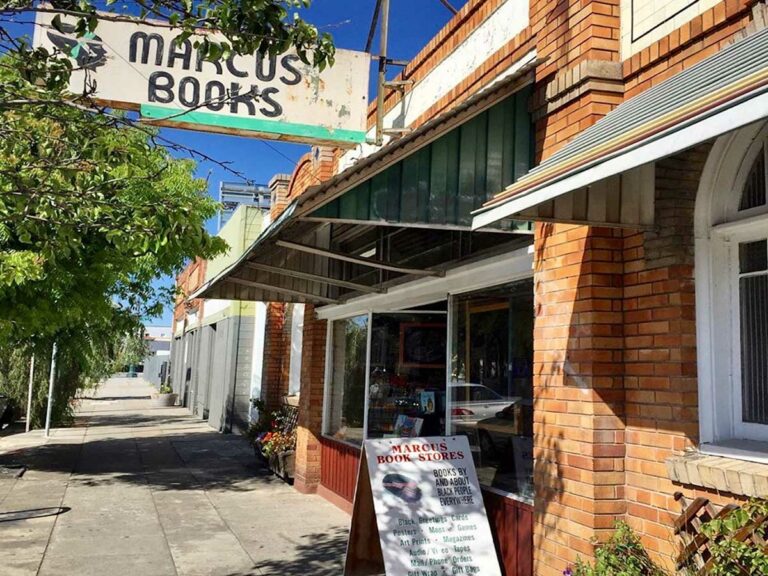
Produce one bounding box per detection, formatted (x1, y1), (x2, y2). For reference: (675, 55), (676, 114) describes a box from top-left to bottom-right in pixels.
(268, 173), (291, 220)
(294, 304), (327, 494)
(622, 145), (710, 569)
(262, 302), (287, 412)
(533, 223), (626, 576)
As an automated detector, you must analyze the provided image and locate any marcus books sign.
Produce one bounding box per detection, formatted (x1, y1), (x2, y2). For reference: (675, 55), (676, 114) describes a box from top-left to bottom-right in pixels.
(33, 11), (370, 146)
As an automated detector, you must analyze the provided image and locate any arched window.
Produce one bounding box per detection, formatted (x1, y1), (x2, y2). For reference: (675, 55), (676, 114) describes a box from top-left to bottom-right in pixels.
(697, 123), (768, 453)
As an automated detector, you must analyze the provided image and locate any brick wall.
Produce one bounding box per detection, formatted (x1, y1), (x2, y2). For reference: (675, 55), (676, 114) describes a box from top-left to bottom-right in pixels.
(619, 144), (748, 569)
(623, 0), (757, 97)
(294, 304), (327, 494)
(533, 223), (627, 576)
(173, 258), (206, 333)
(532, 144), (757, 573)
(262, 302), (288, 412)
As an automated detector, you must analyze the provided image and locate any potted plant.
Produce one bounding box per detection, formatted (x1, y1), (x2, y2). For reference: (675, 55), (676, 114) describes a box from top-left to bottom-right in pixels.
(247, 405), (297, 482)
(152, 383), (177, 407)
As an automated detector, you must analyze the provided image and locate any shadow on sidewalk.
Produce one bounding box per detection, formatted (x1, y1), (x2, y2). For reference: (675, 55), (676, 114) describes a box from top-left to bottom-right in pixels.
(0, 430), (284, 493)
(0, 506), (71, 522)
(235, 528), (348, 576)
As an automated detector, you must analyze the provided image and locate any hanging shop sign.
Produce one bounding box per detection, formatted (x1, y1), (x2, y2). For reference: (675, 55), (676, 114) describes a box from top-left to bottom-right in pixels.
(33, 11), (370, 146)
(345, 436), (502, 576)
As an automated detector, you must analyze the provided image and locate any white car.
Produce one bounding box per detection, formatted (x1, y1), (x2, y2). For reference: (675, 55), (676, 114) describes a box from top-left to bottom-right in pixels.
(449, 383), (519, 423)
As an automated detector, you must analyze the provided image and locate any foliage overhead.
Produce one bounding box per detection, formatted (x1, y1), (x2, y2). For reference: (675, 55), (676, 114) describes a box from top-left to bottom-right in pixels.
(0, 1), (334, 424)
(0, 0), (335, 344)
(0, 0), (335, 72)
(0, 51), (226, 341)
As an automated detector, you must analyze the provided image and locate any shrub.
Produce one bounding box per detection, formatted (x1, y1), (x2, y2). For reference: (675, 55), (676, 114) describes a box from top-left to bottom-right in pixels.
(699, 499), (768, 576)
(571, 522), (665, 576)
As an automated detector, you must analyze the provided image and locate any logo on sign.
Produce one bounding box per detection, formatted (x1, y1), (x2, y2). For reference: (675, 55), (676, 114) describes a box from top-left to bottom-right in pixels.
(382, 473), (423, 503)
(47, 24), (106, 70)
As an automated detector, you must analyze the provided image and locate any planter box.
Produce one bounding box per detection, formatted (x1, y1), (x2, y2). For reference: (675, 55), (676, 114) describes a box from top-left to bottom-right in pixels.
(256, 448), (295, 482)
(151, 393), (177, 407)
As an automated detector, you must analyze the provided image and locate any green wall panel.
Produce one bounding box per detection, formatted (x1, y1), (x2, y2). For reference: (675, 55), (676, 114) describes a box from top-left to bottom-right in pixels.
(310, 85), (532, 228)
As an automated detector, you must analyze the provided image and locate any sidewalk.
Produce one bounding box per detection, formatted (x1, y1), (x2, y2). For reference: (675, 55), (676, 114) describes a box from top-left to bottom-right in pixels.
(0, 377), (349, 576)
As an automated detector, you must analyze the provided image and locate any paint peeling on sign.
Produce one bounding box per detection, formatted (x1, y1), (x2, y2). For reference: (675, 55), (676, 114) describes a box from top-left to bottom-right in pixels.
(33, 10), (370, 147)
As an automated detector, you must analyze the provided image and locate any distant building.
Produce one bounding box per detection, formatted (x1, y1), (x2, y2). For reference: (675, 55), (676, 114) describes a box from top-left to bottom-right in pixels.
(218, 182), (271, 231)
(141, 326), (172, 387)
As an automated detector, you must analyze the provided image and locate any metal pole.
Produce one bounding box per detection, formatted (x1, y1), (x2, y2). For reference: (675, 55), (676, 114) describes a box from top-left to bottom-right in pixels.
(44, 343), (57, 438)
(375, 0), (390, 145)
(25, 355), (35, 433)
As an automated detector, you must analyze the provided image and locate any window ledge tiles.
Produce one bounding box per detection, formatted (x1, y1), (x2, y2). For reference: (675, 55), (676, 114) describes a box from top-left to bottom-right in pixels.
(666, 451), (768, 498)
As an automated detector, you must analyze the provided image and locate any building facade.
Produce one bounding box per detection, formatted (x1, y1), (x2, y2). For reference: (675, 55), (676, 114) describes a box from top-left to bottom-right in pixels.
(190, 1), (768, 574)
(172, 205), (271, 432)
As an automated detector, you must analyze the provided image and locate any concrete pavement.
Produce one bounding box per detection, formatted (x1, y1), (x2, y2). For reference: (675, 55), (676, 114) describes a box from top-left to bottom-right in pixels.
(0, 378), (349, 576)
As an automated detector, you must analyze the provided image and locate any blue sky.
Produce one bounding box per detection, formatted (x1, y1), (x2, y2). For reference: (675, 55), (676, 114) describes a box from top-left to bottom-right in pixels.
(147, 1), (469, 326)
(4, 1), (469, 326)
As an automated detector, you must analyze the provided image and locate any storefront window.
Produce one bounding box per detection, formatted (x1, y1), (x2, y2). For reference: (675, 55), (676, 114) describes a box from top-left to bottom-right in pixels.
(367, 312), (448, 439)
(449, 279), (534, 499)
(326, 315), (368, 444)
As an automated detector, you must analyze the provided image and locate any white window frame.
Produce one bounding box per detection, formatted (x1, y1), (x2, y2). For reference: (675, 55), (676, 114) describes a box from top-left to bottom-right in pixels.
(319, 245), (535, 501)
(287, 303), (304, 396)
(696, 121), (768, 454)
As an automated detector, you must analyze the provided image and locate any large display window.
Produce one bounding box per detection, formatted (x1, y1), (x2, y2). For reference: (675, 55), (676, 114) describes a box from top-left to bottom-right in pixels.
(449, 279), (534, 499)
(322, 279), (533, 501)
(325, 314), (368, 444)
(367, 312), (447, 439)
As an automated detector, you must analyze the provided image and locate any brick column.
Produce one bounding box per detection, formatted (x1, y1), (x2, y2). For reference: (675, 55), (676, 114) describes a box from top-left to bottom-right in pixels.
(294, 304), (327, 494)
(268, 173), (291, 220)
(533, 223), (626, 576)
(262, 302), (287, 412)
(622, 145), (710, 569)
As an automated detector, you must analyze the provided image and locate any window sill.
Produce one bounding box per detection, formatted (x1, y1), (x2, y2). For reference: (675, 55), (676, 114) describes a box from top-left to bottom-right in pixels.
(666, 446), (768, 498)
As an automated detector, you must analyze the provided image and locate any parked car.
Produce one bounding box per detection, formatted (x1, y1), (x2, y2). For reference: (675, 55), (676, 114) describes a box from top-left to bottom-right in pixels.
(449, 383), (519, 423)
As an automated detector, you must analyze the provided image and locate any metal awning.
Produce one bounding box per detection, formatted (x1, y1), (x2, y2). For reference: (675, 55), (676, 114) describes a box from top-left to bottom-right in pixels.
(472, 27), (768, 230)
(192, 55), (542, 305)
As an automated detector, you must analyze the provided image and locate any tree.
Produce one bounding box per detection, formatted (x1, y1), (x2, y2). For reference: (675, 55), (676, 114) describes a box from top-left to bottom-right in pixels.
(0, 0), (335, 424)
(0, 0), (334, 340)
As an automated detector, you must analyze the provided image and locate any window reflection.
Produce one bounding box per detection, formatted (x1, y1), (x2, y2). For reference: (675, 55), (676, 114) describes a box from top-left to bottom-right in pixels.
(450, 279), (534, 499)
(326, 315), (368, 444)
(367, 312), (447, 439)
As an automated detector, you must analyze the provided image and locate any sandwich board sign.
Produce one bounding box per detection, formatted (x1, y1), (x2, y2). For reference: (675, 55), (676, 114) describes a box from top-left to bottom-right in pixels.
(345, 436), (502, 576)
(33, 10), (370, 147)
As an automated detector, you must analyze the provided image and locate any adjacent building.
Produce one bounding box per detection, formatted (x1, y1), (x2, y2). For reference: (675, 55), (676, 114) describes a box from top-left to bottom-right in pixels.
(182, 1), (768, 574)
(218, 181), (271, 231)
(172, 203), (270, 431)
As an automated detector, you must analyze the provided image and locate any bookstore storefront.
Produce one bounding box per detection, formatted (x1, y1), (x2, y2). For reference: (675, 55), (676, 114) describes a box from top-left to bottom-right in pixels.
(316, 247), (536, 556)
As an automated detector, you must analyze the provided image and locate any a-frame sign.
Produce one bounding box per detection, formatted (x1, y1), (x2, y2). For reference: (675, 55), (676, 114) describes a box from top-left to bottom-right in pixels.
(345, 436), (503, 576)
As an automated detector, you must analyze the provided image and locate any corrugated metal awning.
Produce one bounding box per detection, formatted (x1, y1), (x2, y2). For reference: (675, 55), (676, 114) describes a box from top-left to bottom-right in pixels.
(192, 56), (541, 305)
(472, 27), (768, 230)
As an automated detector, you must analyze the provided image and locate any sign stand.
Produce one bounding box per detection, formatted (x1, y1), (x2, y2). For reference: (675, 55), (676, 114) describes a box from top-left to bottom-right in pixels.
(345, 436), (502, 576)
(345, 455), (385, 576)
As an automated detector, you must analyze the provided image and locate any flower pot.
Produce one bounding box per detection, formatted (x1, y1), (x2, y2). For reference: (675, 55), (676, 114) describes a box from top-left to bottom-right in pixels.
(151, 393), (177, 407)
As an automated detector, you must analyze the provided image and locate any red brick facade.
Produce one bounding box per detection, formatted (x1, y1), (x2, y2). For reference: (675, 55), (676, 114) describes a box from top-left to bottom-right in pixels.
(173, 257), (206, 334)
(177, 0), (768, 572)
(294, 304), (327, 494)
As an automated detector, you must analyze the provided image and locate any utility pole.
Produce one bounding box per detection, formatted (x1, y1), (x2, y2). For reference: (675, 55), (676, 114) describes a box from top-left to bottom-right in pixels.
(374, 0), (390, 146)
(25, 355), (35, 433)
(44, 343), (58, 438)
